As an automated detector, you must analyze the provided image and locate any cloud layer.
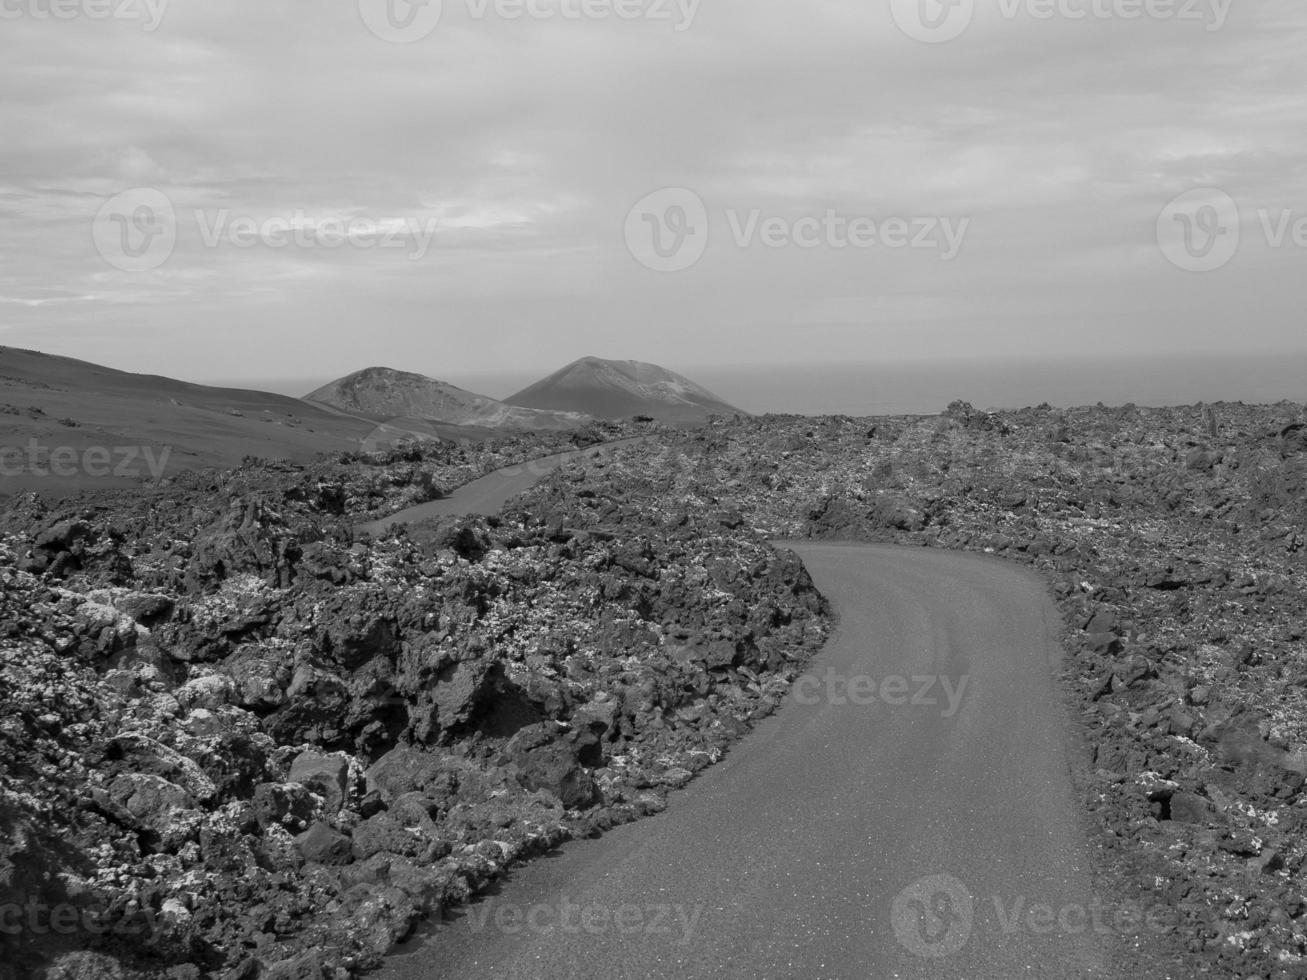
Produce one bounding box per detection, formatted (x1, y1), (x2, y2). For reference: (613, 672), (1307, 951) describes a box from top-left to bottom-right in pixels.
(2, 0), (1305, 384)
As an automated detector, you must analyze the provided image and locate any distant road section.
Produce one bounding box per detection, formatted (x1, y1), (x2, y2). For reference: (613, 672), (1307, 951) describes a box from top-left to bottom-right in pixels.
(354, 438), (645, 537)
(378, 543), (1111, 980)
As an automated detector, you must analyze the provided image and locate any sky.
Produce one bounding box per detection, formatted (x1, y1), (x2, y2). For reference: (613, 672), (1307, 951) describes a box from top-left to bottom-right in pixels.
(2, 0), (1306, 391)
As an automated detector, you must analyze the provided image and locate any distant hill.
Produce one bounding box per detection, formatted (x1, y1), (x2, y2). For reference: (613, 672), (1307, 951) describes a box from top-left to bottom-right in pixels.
(0, 346), (377, 496)
(506, 357), (744, 423)
(304, 367), (590, 432)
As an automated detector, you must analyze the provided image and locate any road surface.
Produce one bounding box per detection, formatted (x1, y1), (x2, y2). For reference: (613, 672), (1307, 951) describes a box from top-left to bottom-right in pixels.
(379, 542), (1110, 980)
(354, 439), (644, 538)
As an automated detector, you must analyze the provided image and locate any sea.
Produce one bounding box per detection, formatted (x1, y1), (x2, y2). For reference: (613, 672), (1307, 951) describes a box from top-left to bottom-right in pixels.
(223, 352), (1307, 418)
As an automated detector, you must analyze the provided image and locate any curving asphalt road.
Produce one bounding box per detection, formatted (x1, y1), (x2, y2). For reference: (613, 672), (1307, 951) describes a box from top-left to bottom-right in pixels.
(379, 542), (1111, 980)
(354, 438), (646, 538)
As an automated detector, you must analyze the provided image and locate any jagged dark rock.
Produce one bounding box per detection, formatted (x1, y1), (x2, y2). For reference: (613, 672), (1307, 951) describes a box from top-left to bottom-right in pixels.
(6, 401), (1307, 977)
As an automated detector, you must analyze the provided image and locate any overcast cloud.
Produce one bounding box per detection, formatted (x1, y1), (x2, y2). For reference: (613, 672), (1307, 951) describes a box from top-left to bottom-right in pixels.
(1, 0), (1305, 384)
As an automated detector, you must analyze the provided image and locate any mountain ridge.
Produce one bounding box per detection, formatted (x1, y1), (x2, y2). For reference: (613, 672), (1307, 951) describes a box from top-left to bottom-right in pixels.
(304, 367), (590, 432)
(0, 345), (377, 494)
(506, 356), (744, 422)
